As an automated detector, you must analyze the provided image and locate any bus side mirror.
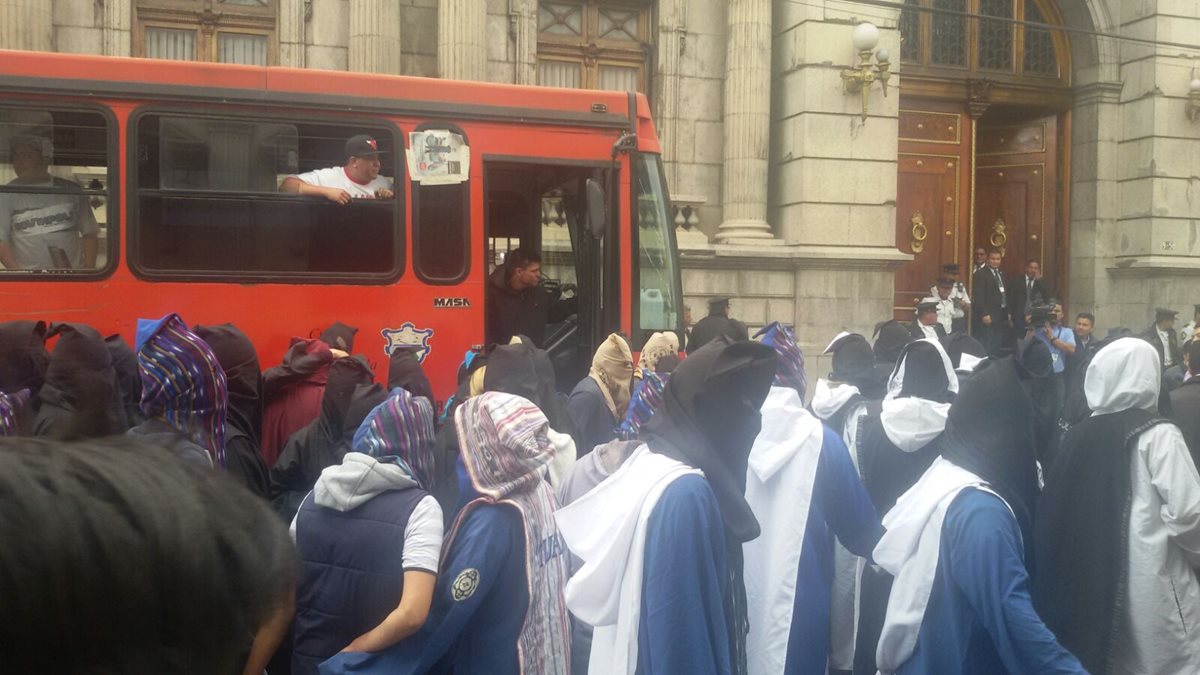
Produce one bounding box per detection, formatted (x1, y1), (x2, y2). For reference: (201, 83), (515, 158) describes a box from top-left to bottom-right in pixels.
(585, 178), (607, 240)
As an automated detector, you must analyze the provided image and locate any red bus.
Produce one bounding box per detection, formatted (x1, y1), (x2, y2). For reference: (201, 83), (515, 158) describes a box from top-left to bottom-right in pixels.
(0, 50), (683, 402)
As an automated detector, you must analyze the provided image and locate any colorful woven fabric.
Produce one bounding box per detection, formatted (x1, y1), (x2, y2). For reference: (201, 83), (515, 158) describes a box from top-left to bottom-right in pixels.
(0, 389), (29, 437)
(617, 371), (668, 441)
(352, 387), (437, 489)
(136, 314), (228, 467)
(755, 322), (808, 400)
(451, 392), (570, 675)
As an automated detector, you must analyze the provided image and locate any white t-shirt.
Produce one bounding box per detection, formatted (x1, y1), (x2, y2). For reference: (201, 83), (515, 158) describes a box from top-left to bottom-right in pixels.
(290, 166), (393, 199)
(290, 493), (444, 573)
(0, 177), (99, 269)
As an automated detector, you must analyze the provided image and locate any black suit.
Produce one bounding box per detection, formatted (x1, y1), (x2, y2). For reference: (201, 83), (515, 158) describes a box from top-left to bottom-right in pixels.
(972, 265), (1010, 356)
(909, 320), (947, 342)
(1011, 275), (1050, 334)
(1140, 324), (1182, 371)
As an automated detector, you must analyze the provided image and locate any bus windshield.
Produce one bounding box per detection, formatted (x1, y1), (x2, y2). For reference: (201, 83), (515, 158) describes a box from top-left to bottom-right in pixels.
(634, 153), (681, 339)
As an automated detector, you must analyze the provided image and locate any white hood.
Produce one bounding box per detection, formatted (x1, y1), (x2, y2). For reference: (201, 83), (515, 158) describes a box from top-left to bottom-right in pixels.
(1086, 337), (1161, 415)
(313, 452), (419, 512)
(879, 339), (958, 453)
(556, 445), (701, 675)
(749, 386), (824, 482)
(811, 378), (862, 421)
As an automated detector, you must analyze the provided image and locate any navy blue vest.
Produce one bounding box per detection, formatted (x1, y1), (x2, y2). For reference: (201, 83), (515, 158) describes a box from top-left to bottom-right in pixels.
(292, 486), (428, 675)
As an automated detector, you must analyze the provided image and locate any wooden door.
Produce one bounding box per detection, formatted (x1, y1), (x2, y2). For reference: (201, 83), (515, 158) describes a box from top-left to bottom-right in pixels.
(974, 115), (1060, 299)
(894, 104), (972, 321)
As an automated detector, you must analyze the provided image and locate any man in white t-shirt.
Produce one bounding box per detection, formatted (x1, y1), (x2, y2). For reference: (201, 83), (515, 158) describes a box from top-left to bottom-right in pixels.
(281, 134), (395, 204)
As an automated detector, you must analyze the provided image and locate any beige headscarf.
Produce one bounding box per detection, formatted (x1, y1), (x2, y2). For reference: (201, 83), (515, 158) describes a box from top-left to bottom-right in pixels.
(637, 331), (680, 376)
(589, 333), (634, 421)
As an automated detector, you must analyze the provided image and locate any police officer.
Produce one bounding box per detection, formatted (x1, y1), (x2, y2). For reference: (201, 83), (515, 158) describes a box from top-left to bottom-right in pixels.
(686, 296), (749, 354)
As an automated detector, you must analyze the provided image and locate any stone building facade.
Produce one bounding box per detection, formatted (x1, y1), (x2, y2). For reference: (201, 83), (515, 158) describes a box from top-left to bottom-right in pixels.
(3, 0), (1198, 355)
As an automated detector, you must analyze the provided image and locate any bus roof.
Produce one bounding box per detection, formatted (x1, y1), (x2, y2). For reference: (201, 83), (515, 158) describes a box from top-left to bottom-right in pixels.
(0, 50), (660, 152)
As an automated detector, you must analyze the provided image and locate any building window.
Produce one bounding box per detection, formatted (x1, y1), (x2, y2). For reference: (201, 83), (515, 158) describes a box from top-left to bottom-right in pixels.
(536, 1), (651, 94)
(135, 0), (276, 65)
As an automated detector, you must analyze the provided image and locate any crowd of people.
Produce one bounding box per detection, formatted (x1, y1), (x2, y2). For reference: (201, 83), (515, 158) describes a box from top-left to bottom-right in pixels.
(1, 295), (1199, 675)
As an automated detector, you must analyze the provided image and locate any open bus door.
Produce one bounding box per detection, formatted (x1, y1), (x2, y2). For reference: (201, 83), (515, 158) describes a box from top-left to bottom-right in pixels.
(484, 160), (619, 392)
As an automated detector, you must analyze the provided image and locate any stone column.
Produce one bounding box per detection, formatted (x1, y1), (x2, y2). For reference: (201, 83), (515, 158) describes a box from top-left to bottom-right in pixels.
(349, 0), (401, 74)
(438, 0), (487, 81)
(716, 0), (775, 243)
(102, 0), (131, 57)
(511, 0), (537, 85)
(0, 0), (52, 51)
(278, 0), (308, 68)
(655, 0), (686, 194)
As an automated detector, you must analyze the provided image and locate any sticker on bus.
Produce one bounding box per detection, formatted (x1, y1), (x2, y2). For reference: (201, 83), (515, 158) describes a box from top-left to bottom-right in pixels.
(381, 323), (434, 363)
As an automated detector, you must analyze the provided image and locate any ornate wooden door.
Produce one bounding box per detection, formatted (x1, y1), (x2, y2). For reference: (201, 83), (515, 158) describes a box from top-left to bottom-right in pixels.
(894, 104), (972, 321)
(974, 115), (1060, 298)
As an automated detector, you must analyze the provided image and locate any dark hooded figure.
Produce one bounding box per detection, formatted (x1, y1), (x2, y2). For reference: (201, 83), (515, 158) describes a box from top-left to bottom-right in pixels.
(270, 356), (382, 522)
(262, 337), (335, 468)
(195, 324), (271, 499)
(852, 338), (958, 675)
(869, 357), (1084, 674)
(429, 350), (488, 526)
(321, 321), (359, 354)
(32, 323), (128, 440)
(105, 334), (144, 428)
(1015, 336), (1059, 467)
(557, 337), (777, 675)
(943, 332), (987, 375)
(872, 319), (913, 392)
(0, 320), (49, 409)
(387, 347), (434, 405)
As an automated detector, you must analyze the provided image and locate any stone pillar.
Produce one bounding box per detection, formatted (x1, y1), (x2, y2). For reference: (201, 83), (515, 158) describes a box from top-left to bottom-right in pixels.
(655, 0), (685, 194)
(349, 0), (401, 74)
(278, 0), (308, 68)
(716, 0), (774, 243)
(438, 0), (487, 81)
(0, 0), (52, 51)
(102, 0), (131, 57)
(510, 0), (537, 85)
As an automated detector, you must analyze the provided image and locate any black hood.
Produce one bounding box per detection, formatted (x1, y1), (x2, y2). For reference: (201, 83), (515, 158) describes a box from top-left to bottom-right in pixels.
(195, 324), (263, 446)
(642, 337), (777, 544)
(341, 382), (388, 443)
(0, 320), (49, 399)
(320, 321), (359, 352)
(829, 332), (881, 396)
(896, 341), (955, 402)
(873, 320), (913, 366)
(36, 323), (126, 439)
(941, 356), (1039, 553)
(262, 337), (333, 399)
(388, 347), (434, 404)
(944, 332), (987, 370)
(319, 355), (376, 433)
(483, 342), (542, 405)
(105, 335), (143, 427)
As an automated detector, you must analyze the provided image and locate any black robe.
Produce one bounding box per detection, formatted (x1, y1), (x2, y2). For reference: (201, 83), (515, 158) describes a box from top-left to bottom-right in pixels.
(33, 323), (127, 440)
(106, 334), (144, 428)
(195, 324), (270, 499)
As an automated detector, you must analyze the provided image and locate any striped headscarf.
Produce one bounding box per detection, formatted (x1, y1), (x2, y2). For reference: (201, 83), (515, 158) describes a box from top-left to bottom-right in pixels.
(617, 371), (668, 441)
(0, 389), (29, 437)
(755, 322), (807, 400)
(352, 387), (437, 489)
(451, 392), (570, 675)
(136, 314), (228, 467)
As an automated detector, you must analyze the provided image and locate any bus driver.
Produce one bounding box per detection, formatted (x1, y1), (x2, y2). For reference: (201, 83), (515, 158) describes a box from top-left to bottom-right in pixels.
(281, 134), (395, 204)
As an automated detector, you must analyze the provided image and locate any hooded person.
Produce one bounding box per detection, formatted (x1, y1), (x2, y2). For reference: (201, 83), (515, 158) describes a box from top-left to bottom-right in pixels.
(270, 356), (383, 522)
(743, 324), (882, 675)
(1033, 338), (1200, 675)
(567, 333), (634, 455)
(32, 323), (128, 440)
(105, 334), (144, 428)
(556, 338), (777, 675)
(387, 347), (434, 406)
(321, 391), (570, 675)
(290, 387), (443, 675)
(0, 320), (49, 410)
(321, 321), (358, 356)
(636, 331), (680, 381)
(942, 332), (987, 376)
(127, 314), (228, 468)
(870, 357), (1085, 675)
(262, 337), (336, 468)
(430, 350), (487, 526)
(195, 324), (271, 499)
(872, 320), (913, 392)
(852, 338), (958, 675)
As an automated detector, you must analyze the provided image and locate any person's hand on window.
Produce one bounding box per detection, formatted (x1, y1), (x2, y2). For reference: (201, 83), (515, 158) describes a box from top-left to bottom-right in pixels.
(323, 187), (352, 205)
(374, 187), (395, 200)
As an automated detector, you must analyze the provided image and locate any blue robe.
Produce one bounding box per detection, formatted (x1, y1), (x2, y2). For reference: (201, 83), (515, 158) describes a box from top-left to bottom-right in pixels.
(785, 427), (882, 675)
(898, 489), (1085, 675)
(638, 473), (734, 675)
(318, 504), (529, 675)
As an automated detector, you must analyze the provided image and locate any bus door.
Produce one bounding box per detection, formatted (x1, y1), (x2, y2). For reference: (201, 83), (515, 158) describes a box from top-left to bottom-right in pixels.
(483, 159), (617, 391)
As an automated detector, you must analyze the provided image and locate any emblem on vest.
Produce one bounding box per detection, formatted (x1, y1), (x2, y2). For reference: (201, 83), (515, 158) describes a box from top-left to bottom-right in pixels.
(452, 568), (480, 601)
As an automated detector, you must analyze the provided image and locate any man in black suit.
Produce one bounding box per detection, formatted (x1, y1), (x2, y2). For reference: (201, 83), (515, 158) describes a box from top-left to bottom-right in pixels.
(1140, 307), (1182, 372)
(972, 249), (1011, 357)
(1011, 259), (1050, 335)
(909, 299), (948, 341)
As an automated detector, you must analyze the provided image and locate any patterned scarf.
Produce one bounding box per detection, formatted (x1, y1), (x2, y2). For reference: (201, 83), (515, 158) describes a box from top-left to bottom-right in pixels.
(352, 387), (437, 489)
(450, 392), (570, 674)
(0, 389), (29, 437)
(589, 333), (634, 421)
(755, 322), (807, 399)
(136, 314), (228, 467)
(617, 371), (668, 441)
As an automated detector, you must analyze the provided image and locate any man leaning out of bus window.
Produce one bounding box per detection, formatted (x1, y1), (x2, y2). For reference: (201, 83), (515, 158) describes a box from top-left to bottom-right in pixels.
(281, 135), (395, 205)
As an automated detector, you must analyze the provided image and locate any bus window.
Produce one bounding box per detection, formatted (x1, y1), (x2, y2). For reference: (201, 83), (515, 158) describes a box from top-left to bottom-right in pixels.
(132, 113), (402, 282)
(633, 154), (681, 340)
(411, 125), (470, 284)
(0, 106), (113, 275)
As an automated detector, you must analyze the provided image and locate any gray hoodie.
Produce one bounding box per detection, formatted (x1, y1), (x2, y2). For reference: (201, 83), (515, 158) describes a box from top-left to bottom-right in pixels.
(312, 452), (419, 512)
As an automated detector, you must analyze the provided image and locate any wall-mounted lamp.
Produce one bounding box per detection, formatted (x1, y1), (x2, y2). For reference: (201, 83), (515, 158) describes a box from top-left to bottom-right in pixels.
(841, 22), (892, 121)
(1188, 73), (1200, 122)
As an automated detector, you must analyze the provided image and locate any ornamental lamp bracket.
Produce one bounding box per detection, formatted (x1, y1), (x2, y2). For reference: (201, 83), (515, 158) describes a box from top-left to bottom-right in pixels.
(840, 23), (892, 121)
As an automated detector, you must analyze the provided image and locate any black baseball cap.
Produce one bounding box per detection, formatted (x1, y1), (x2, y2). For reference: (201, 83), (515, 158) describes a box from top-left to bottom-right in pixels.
(345, 134), (385, 159)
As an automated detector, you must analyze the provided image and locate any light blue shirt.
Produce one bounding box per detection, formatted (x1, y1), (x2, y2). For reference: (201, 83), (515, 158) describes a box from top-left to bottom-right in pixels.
(1035, 325), (1075, 374)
